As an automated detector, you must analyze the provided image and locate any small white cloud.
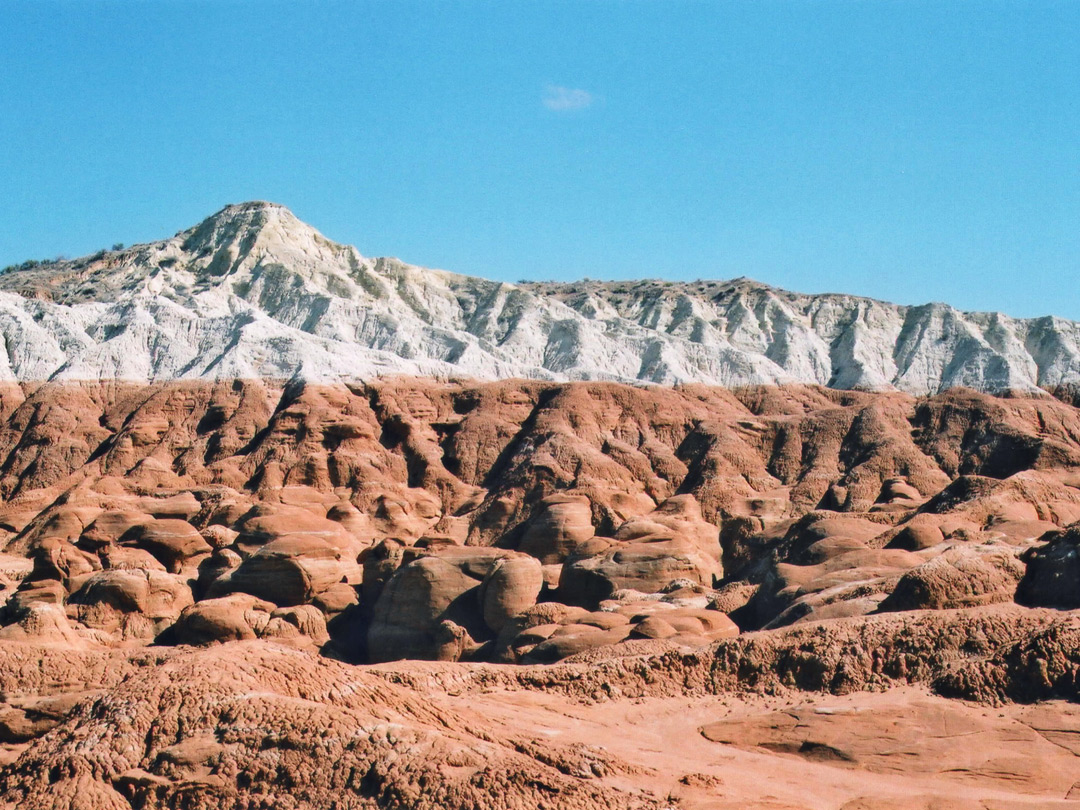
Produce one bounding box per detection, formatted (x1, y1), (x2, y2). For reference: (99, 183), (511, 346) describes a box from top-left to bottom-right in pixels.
(542, 84), (593, 112)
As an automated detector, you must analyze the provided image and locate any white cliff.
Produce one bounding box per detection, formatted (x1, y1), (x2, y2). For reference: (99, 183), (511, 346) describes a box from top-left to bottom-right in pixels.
(0, 200), (1076, 395)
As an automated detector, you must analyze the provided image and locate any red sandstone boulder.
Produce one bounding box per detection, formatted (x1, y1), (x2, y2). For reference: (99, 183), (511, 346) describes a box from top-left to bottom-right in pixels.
(69, 569), (193, 621)
(367, 555), (478, 663)
(517, 494), (595, 564)
(223, 536), (349, 607)
(478, 555), (544, 632)
(119, 520), (211, 573)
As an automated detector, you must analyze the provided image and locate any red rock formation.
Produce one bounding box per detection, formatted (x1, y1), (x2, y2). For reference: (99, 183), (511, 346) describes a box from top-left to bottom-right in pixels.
(0, 379), (1078, 806)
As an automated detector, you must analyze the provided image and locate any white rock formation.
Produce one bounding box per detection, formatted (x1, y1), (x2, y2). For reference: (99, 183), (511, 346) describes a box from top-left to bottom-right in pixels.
(1, 200), (1078, 394)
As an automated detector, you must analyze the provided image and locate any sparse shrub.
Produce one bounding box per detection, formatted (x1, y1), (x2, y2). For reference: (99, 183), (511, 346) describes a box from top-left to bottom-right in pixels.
(1, 258), (44, 274)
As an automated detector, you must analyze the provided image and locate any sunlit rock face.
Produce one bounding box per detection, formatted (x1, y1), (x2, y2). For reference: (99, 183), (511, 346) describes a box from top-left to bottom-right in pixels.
(4, 204), (1080, 810)
(1, 200), (1078, 393)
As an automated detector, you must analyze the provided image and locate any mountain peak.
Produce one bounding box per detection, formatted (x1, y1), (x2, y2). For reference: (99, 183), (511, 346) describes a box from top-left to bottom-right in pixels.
(180, 201), (302, 251)
(210, 200), (297, 222)
(220, 199), (288, 213)
(0, 203), (1075, 393)
(167, 201), (348, 290)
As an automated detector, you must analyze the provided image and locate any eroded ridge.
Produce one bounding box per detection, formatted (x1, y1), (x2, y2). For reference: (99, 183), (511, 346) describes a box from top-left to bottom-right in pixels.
(3, 201), (1080, 392)
(0, 379), (1078, 807)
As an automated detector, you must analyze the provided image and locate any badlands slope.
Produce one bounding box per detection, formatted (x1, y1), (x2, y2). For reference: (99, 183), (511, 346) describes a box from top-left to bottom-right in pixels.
(0, 205), (1078, 808)
(1, 200), (1079, 392)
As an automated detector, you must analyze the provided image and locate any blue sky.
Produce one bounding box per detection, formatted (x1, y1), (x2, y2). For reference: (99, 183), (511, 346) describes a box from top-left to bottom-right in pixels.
(1, 1), (1078, 318)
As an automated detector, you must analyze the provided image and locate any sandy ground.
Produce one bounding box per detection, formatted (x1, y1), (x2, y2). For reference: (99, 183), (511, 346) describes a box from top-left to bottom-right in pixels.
(457, 685), (1080, 809)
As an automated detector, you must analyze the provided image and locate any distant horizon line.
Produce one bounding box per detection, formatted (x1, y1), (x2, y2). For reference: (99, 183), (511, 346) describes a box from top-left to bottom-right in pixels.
(0, 199), (1071, 325)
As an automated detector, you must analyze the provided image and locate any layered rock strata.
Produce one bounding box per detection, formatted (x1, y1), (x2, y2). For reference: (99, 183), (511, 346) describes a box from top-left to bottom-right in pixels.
(3, 201), (1080, 393)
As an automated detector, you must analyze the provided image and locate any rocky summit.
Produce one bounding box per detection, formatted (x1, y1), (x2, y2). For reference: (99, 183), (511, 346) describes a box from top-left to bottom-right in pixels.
(0, 206), (1079, 808)
(1, 200), (1080, 393)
